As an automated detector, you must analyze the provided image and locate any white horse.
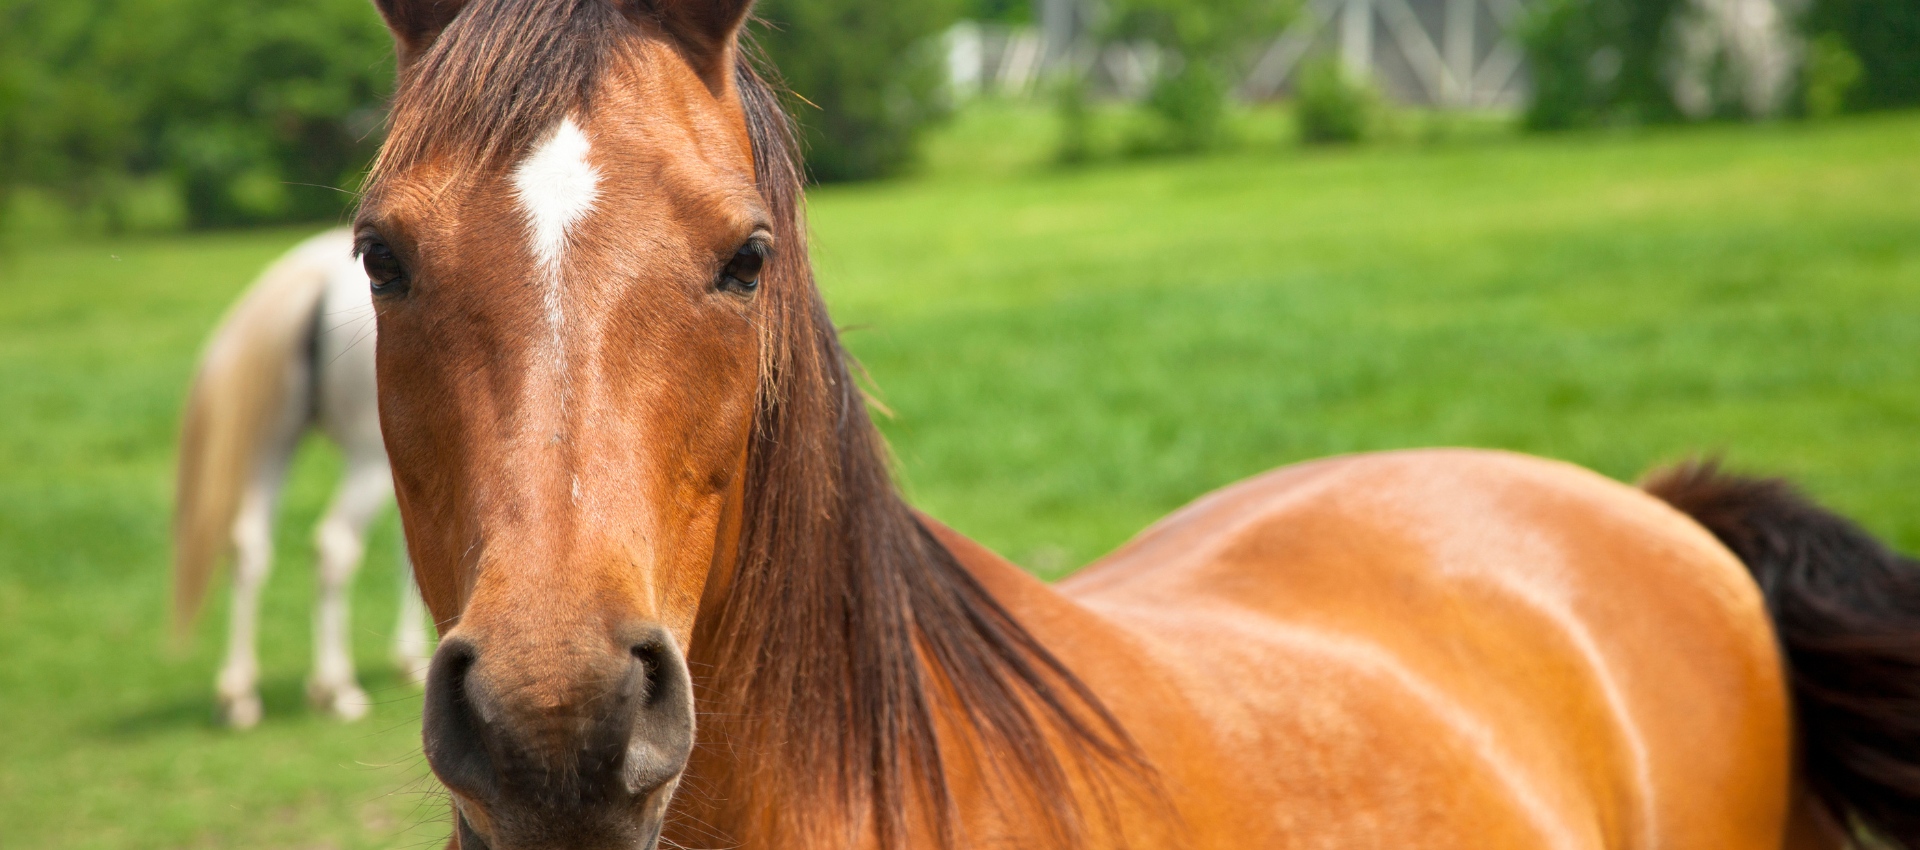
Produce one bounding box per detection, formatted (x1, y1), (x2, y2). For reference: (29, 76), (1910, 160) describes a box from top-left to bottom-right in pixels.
(173, 228), (430, 728)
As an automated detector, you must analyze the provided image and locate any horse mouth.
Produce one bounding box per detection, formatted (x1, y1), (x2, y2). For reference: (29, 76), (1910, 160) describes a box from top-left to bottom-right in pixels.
(451, 769), (678, 850)
(455, 811), (667, 850)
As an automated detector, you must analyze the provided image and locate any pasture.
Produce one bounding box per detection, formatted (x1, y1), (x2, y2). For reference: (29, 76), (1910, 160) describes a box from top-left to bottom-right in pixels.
(3, 108), (1919, 848)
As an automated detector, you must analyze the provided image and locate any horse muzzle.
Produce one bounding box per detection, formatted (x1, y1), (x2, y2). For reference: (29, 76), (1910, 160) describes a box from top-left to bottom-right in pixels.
(422, 624), (695, 850)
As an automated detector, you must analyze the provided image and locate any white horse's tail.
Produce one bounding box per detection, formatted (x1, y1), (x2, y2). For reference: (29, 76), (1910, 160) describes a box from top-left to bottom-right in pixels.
(173, 232), (346, 633)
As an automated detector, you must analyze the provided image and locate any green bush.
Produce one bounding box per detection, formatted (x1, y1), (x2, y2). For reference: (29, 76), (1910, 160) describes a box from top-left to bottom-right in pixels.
(1293, 59), (1375, 144)
(1138, 62), (1229, 153)
(1055, 76), (1097, 164)
(1803, 33), (1865, 119)
(1516, 0), (1684, 129)
(1102, 0), (1290, 155)
(1802, 0), (1920, 112)
(751, 0), (961, 182)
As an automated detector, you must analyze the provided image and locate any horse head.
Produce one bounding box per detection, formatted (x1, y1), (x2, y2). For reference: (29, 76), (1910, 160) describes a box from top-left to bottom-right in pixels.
(356, 1), (770, 845)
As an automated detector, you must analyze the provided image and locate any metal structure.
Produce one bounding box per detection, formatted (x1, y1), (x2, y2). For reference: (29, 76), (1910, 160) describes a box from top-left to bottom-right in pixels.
(1041, 0), (1101, 72)
(1017, 0), (1534, 107)
(957, 0), (1801, 118)
(1241, 0), (1532, 106)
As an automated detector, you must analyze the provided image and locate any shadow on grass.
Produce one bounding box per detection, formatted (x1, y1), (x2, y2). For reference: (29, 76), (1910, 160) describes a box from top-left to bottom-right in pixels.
(101, 667), (425, 739)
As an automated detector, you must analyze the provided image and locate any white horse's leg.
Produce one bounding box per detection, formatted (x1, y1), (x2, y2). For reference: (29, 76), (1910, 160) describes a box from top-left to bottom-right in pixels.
(394, 555), (432, 688)
(217, 479), (282, 729)
(306, 457), (390, 721)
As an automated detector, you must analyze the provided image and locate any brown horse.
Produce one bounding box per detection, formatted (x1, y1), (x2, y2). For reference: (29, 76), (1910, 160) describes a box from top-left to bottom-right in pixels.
(353, 1), (1920, 848)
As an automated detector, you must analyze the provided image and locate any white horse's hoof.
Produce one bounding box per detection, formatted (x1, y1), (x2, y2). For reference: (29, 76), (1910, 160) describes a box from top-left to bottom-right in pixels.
(220, 692), (263, 729)
(308, 680), (372, 722)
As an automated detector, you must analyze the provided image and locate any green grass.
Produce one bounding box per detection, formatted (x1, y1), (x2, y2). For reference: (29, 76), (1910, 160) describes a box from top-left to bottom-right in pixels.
(4, 109), (1920, 846)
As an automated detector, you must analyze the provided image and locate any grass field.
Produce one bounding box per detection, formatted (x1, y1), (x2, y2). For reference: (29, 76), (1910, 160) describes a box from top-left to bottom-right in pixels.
(3, 108), (1919, 848)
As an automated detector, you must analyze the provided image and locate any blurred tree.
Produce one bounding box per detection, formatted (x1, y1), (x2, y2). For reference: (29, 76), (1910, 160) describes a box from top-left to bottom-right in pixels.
(1, 0), (393, 230)
(1516, 0), (1684, 129)
(1520, 0), (1918, 128)
(1102, 0), (1291, 153)
(966, 0), (1033, 23)
(1802, 32), (1863, 119)
(1, 0), (966, 230)
(1802, 0), (1920, 112)
(751, 0), (962, 182)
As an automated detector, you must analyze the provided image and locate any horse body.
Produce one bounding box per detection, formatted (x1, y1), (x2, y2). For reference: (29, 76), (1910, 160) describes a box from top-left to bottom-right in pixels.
(346, 2), (1918, 848)
(961, 449), (1800, 848)
(173, 229), (430, 728)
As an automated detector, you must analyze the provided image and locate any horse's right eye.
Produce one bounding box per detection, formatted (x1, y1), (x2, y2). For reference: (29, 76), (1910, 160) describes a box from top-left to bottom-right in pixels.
(362, 241), (409, 296)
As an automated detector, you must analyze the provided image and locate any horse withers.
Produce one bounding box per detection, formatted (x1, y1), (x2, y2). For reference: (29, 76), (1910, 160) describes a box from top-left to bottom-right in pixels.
(174, 229), (431, 728)
(354, 0), (1920, 848)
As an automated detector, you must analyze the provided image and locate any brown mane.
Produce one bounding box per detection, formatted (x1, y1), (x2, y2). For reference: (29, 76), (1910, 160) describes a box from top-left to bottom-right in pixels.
(362, 2), (1142, 846)
(693, 56), (1145, 850)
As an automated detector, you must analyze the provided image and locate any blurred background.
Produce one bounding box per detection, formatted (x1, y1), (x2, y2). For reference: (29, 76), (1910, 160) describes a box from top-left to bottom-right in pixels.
(0, 0), (1917, 845)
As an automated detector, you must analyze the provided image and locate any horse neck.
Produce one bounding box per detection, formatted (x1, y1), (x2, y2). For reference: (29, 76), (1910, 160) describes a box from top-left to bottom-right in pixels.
(678, 515), (1144, 848)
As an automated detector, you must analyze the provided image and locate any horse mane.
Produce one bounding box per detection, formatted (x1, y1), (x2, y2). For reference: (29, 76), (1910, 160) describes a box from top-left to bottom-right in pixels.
(363, 2), (1144, 846)
(691, 55), (1146, 850)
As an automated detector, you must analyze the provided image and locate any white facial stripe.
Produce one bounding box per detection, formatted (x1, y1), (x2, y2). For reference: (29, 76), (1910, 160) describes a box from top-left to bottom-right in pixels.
(512, 118), (601, 272)
(512, 118), (599, 424)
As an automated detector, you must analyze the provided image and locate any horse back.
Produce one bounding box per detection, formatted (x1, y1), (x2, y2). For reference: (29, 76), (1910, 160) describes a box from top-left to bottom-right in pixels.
(1056, 449), (1794, 849)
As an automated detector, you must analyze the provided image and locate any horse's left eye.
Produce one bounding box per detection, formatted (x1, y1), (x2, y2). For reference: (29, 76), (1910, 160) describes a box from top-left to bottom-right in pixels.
(362, 241), (409, 296)
(720, 242), (766, 293)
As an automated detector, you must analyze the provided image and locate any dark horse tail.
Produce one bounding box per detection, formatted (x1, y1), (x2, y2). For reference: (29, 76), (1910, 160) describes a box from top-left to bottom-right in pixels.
(1646, 460), (1920, 847)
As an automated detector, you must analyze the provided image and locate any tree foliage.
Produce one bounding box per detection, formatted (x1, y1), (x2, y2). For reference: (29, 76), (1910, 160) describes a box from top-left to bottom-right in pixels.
(964, 0), (1031, 24)
(1, 0), (393, 229)
(1802, 0), (1920, 112)
(750, 0), (961, 182)
(1519, 0), (1920, 129)
(1515, 0), (1684, 129)
(1101, 0), (1291, 152)
(0, 0), (961, 231)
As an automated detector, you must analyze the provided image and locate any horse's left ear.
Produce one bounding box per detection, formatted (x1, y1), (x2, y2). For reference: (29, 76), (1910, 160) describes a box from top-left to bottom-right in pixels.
(636, 0), (755, 85)
(372, 0), (473, 70)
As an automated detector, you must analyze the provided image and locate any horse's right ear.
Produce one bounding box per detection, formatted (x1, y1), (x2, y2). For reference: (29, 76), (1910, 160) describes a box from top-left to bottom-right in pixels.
(371, 0), (472, 69)
(640, 0), (755, 87)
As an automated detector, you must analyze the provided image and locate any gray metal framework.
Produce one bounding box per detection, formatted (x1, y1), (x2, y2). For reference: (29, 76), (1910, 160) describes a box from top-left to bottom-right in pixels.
(1241, 0), (1532, 106)
(1032, 0), (1534, 108)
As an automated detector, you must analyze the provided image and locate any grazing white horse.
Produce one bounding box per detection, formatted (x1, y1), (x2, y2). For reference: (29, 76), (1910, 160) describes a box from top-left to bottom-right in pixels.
(173, 228), (430, 728)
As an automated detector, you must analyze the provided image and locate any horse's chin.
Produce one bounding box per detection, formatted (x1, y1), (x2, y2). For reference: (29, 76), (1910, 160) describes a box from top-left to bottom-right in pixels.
(454, 817), (665, 850)
(452, 779), (676, 850)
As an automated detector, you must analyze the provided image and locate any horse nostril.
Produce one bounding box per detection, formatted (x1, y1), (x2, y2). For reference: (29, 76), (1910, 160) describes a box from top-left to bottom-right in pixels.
(422, 638), (495, 801)
(619, 627), (695, 796)
(629, 640), (662, 704)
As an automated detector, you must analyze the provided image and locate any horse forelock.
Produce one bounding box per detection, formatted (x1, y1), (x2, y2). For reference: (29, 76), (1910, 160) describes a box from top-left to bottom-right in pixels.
(366, 0), (623, 198)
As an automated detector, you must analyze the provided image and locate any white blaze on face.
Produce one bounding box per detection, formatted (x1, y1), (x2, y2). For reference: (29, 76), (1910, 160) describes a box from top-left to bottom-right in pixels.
(512, 117), (600, 336)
